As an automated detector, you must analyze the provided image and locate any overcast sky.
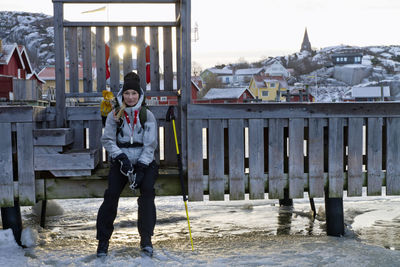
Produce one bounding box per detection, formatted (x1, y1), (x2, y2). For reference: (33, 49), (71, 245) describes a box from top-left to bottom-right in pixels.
(1, 0), (400, 68)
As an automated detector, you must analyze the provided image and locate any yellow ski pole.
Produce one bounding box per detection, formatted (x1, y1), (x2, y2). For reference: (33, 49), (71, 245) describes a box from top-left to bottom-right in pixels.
(166, 106), (194, 251)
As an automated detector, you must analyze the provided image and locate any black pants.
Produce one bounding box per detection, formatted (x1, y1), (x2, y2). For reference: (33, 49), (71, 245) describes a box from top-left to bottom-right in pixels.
(96, 160), (158, 243)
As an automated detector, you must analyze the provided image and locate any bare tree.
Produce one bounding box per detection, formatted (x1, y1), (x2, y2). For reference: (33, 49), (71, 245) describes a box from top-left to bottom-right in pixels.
(198, 73), (222, 98)
(192, 61), (203, 76)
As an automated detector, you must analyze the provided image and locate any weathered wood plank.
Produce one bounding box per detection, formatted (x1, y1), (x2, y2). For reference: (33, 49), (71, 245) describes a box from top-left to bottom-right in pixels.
(34, 146), (63, 154)
(308, 118), (324, 197)
(95, 27), (106, 92)
(67, 106), (101, 120)
(66, 27), (79, 93)
(208, 119), (225, 200)
(289, 118), (304, 198)
(82, 27), (93, 93)
(268, 119), (285, 199)
(34, 149), (97, 171)
(123, 26), (133, 75)
(55, 0), (178, 3)
(0, 123), (14, 207)
(109, 26), (120, 94)
(178, 0), (191, 173)
(386, 118), (400, 195)
(0, 107), (33, 122)
(367, 118), (383, 195)
(50, 170), (91, 177)
(347, 118), (363, 196)
(228, 119), (245, 200)
(150, 27), (160, 91)
(17, 123), (35, 205)
(89, 120), (103, 166)
(69, 120), (84, 149)
(54, 2), (66, 127)
(163, 123), (178, 166)
(136, 27), (147, 90)
(163, 26), (173, 91)
(328, 118), (344, 197)
(63, 21), (178, 27)
(249, 119), (265, 199)
(187, 103), (400, 120)
(187, 120), (203, 201)
(33, 128), (73, 146)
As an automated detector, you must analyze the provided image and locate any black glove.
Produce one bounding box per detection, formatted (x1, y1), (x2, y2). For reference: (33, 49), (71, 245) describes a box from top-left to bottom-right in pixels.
(115, 153), (133, 176)
(132, 162), (148, 189)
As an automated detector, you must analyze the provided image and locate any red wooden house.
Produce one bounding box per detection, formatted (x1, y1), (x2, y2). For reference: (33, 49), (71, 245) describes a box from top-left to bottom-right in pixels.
(0, 41), (43, 100)
(145, 78), (202, 105)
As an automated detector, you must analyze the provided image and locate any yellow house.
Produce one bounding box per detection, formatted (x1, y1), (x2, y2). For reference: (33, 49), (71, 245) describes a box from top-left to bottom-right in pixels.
(249, 75), (287, 102)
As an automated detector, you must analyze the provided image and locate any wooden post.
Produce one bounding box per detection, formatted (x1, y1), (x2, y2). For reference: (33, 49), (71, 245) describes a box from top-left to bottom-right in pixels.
(249, 119), (265, 199)
(0, 123), (14, 207)
(82, 26), (93, 94)
(109, 26), (120, 94)
(54, 2), (66, 127)
(228, 119), (245, 200)
(347, 118), (363, 196)
(187, 119), (203, 201)
(308, 118), (324, 197)
(180, 0), (191, 172)
(208, 119), (225, 200)
(96, 27), (106, 92)
(268, 119), (285, 199)
(122, 26), (133, 75)
(1, 199), (23, 246)
(289, 118), (304, 198)
(324, 191), (344, 236)
(17, 123), (35, 206)
(66, 27), (79, 94)
(150, 27), (160, 91)
(367, 118), (383, 195)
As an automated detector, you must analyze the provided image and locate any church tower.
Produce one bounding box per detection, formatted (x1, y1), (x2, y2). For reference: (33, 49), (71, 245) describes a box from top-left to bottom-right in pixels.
(300, 28), (312, 52)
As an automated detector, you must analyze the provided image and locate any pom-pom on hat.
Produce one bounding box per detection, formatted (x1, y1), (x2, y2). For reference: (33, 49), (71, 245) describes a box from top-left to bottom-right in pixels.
(122, 72), (141, 95)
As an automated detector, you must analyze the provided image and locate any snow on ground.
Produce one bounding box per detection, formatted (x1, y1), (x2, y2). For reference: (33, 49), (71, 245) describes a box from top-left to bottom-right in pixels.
(1, 190), (400, 266)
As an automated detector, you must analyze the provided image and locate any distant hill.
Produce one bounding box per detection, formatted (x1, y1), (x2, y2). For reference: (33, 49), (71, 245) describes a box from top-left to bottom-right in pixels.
(0, 11), (54, 71)
(1, 11), (400, 101)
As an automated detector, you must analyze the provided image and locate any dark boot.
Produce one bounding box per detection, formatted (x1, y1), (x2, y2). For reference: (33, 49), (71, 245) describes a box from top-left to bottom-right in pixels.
(140, 235), (153, 257)
(97, 240), (109, 257)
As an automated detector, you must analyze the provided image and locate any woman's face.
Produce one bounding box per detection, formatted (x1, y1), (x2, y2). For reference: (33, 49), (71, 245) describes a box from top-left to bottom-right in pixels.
(123, 89), (139, 107)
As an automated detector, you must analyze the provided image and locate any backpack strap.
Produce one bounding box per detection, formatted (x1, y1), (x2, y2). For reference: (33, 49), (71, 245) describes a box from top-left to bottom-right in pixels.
(139, 106), (148, 128)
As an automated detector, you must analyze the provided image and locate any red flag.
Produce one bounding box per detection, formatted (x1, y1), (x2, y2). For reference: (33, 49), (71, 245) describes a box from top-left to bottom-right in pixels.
(145, 45), (150, 84)
(105, 44), (110, 80)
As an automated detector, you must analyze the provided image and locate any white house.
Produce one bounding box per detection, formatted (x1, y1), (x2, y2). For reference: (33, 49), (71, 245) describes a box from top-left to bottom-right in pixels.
(264, 61), (290, 78)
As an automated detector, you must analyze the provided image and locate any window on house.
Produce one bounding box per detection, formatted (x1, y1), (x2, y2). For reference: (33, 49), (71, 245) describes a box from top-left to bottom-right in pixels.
(225, 77), (229, 83)
(262, 91), (269, 97)
(151, 97), (158, 100)
(270, 83), (275, 88)
(160, 96), (167, 101)
(344, 57), (347, 62)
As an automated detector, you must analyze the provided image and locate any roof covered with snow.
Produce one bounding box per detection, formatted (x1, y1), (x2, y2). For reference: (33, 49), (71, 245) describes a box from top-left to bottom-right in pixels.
(0, 43), (25, 68)
(203, 87), (250, 100)
(351, 86), (390, 98)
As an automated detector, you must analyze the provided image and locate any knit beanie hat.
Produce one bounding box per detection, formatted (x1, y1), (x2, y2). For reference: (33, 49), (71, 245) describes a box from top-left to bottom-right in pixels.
(122, 72), (141, 96)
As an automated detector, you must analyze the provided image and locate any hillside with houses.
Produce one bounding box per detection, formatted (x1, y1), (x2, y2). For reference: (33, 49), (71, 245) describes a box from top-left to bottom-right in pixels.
(1, 11), (400, 103)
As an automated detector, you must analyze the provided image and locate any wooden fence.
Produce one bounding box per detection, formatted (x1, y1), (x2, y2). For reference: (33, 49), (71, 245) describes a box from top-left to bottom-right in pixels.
(187, 102), (400, 201)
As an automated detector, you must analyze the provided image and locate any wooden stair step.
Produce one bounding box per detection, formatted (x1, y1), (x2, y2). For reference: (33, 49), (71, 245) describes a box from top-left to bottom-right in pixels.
(34, 148), (99, 171)
(33, 128), (73, 146)
(50, 169), (92, 177)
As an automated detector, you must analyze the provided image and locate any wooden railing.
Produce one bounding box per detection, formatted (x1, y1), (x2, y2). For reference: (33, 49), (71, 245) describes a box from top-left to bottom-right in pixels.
(186, 102), (400, 201)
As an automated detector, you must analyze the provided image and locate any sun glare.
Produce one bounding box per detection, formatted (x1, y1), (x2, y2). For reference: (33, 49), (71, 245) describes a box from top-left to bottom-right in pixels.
(117, 45), (125, 59)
